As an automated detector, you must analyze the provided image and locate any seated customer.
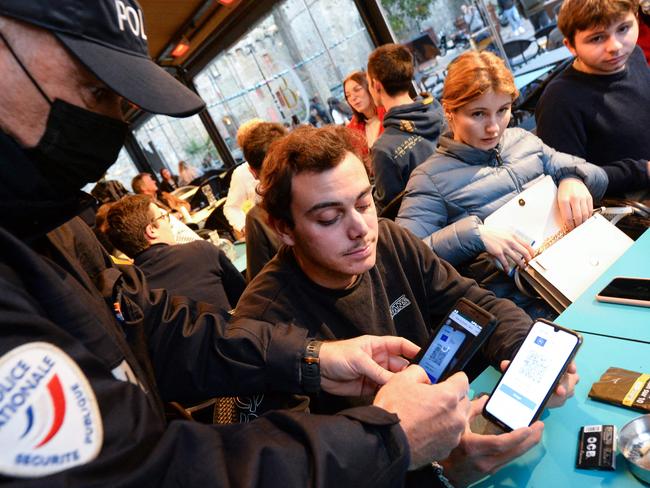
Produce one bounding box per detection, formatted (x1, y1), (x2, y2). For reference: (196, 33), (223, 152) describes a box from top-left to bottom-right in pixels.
(367, 44), (444, 211)
(107, 194), (245, 311)
(94, 202), (116, 252)
(239, 121), (287, 281)
(224, 119), (264, 240)
(132, 171), (191, 218)
(234, 125), (578, 487)
(535, 0), (650, 197)
(91, 174), (130, 203)
(397, 51), (607, 318)
(344, 70), (386, 161)
(159, 167), (179, 193)
(178, 159), (200, 186)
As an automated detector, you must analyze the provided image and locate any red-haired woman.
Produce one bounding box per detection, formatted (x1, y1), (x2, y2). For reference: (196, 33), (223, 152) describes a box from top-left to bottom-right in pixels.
(343, 71), (386, 158)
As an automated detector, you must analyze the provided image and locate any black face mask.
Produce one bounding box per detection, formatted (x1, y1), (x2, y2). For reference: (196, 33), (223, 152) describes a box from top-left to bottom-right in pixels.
(25, 99), (129, 194)
(0, 31), (129, 194)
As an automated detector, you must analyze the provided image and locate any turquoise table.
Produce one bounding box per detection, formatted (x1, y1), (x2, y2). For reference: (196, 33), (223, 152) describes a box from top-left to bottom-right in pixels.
(558, 230), (650, 344)
(470, 333), (649, 487)
(232, 241), (247, 273)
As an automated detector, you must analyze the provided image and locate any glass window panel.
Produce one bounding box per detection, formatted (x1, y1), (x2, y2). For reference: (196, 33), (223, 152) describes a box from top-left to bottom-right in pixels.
(133, 113), (223, 179)
(193, 0), (375, 162)
(106, 147), (139, 189)
(377, 0), (538, 97)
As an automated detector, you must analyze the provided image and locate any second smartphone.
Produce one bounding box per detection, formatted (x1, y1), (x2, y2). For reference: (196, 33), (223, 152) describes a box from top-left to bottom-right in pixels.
(414, 298), (497, 384)
(483, 319), (582, 431)
(595, 276), (650, 308)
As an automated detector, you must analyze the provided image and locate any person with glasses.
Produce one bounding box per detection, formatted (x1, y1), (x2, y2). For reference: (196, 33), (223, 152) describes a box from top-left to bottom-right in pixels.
(106, 194), (246, 311)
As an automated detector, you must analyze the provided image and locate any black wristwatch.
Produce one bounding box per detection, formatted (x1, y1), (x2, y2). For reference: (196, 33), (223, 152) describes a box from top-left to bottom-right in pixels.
(301, 340), (322, 393)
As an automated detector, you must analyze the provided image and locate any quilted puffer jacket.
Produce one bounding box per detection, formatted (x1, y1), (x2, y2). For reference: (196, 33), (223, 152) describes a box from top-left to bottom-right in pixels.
(396, 127), (608, 265)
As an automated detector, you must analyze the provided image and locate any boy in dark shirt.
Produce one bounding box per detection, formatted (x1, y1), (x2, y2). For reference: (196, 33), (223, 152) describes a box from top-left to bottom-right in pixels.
(234, 125), (578, 487)
(536, 0), (650, 197)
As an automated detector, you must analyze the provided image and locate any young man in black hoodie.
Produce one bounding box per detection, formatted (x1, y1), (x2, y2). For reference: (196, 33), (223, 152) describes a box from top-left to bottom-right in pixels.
(367, 43), (444, 211)
(235, 125), (579, 487)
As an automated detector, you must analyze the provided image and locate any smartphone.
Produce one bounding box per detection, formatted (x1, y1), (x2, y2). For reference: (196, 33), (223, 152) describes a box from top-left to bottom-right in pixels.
(595, 277), (650, 308)
(414, 298), (497, 384)
(483, 319), (582, 431)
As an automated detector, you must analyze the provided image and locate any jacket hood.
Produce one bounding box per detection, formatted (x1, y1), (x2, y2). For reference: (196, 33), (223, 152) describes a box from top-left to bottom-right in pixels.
(436, 133), (503, 166)
(0, 130), (95, 241)
(382, 96), (444, 139)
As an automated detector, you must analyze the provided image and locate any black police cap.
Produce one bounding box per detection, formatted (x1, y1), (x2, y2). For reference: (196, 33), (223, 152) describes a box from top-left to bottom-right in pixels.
(0, 0), (205, 117)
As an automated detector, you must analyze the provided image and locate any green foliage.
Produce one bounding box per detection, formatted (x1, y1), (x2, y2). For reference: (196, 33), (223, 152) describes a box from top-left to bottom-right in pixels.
(381, 0), (431, 37)
(184, 137), (211, 157)
(183, 137), (213, 166)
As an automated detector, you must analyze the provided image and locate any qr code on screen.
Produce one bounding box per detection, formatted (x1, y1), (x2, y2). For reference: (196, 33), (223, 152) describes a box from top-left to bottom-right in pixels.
(518, 351), (548, 384)
(429, 344), (449, 366)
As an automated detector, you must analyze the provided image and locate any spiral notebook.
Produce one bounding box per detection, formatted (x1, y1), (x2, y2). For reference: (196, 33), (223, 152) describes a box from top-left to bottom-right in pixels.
(485, 176), (633, 312)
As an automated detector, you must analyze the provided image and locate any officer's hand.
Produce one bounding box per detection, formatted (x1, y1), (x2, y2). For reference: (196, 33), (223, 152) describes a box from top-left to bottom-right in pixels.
(319, 335), (419, 396)
(441, 396), (543, 486)
(374, 368), (471, 469)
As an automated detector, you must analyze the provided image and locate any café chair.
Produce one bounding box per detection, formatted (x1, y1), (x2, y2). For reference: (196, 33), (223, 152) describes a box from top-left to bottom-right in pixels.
(510, 57), (572, 127)
(534, 23), (557, 51)
(203, 198), (236, 242)
(502, 39), (540, 67)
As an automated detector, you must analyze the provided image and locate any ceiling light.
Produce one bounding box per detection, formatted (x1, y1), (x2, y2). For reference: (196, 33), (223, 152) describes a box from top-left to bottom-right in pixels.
(171, 37), (190, 58)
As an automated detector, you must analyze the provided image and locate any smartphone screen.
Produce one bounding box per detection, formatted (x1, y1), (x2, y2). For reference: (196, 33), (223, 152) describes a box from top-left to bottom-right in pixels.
(484, 320), (581, 431)
(597, 277), (650, 303)
(418, 308), (484, 384)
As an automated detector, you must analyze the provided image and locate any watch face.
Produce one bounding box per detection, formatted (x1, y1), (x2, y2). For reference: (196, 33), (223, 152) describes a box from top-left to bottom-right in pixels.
(301, 341), (322, 393)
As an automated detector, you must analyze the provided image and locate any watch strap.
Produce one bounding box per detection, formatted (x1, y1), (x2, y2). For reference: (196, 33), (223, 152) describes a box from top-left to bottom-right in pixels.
(301, 340), (322, 393)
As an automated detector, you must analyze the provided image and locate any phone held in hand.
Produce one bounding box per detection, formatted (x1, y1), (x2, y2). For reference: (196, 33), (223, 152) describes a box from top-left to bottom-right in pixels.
(413, 298), (497, 384)
(483, 319), (582, 431)
(595, 276), (650, 308)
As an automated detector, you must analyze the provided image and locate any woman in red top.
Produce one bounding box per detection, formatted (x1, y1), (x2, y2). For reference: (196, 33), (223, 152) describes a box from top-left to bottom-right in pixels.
(343, 71), (386, 161)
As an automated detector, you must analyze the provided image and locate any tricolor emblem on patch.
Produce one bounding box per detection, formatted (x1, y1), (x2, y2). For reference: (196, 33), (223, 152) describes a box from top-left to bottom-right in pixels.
(0, 342), (103, 477)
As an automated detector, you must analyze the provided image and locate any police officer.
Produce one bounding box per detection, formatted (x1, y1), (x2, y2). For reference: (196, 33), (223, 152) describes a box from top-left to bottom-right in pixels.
(0, 1), (472, 485)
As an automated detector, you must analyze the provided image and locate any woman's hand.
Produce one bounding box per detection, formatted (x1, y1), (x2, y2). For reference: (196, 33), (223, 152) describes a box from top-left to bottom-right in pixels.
(478, 225), (534, 274)
(557, 178), (593, 230)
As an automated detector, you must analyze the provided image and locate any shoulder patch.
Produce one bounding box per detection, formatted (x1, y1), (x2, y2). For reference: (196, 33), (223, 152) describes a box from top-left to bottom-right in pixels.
(0, 342), (103, 478)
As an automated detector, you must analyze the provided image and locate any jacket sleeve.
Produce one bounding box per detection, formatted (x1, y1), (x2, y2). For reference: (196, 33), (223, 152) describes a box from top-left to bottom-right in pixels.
(396, 168), (485, 265)
(371, 145), (402, 212)
(102, 263), (310, 403)
(535, 132), (609, 201)
(599, 158), (650, 196)
(0, 286), (410, 487)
